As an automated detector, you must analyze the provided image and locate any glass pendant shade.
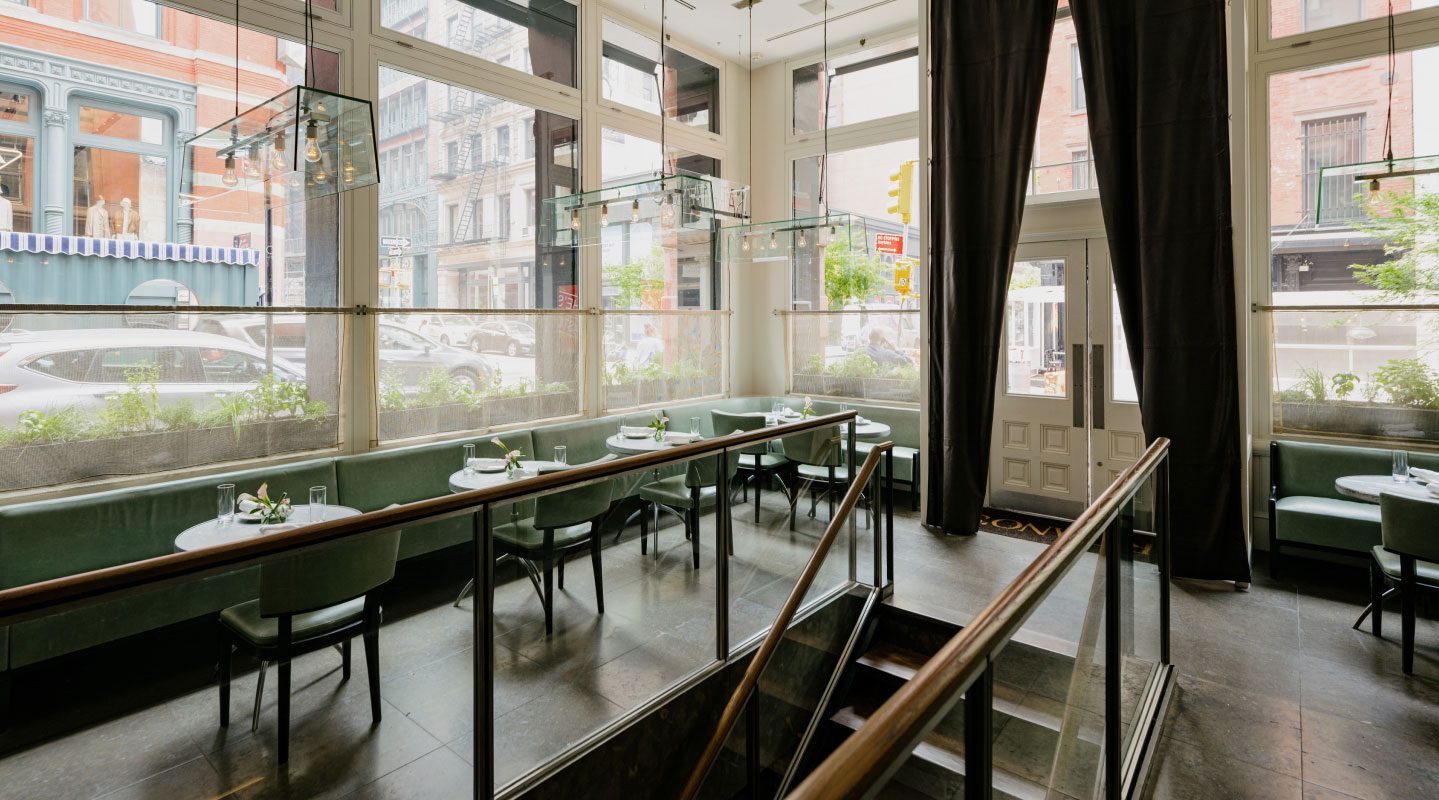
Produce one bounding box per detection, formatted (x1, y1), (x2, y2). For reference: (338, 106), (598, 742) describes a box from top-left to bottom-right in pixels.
(182, 86), (379, 211)
(721, 213), (868, 266)
(1316, 154), (1439, 225)
(539, 175), (714, 249)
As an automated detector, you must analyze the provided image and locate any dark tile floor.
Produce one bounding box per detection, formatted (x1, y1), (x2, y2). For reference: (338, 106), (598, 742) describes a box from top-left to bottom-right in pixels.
(2, 490), (1434, 800)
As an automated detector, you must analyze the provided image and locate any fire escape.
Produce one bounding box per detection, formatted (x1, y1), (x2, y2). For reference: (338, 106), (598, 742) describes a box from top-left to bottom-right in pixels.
(435, 8), (508, 244)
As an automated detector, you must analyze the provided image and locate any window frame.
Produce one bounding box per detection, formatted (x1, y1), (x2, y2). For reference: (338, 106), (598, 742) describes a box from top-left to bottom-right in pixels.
(783, 28), (922, 149)
(1257, 0), (1439, 52)
(67, 94), (174, 241)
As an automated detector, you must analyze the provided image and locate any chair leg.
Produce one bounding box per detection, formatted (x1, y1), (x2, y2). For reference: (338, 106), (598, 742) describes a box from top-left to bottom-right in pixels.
(364, 597), (382, 724)
(251, 661), (266, 733)
(218, 638), (232, 727)
(278, 615), (292, 764)
(640, 501), (649, 555)
(453, 578), (475, 608)
(1270, 541), (1280, 580)
(0, 667), (9, 734)
(341, 638), (352, 681)
(911, 462), (920, 511)
(1370, 560), (1385, 638)
(542, 555), (555, 635)
(1401, 556), (1416, 675)
(690, 488), (702, 569)
(828, 466), (836, 521)
(754, 460), (762, 524)
(558, 553), (565, 590)
(590, 532), (605, 615)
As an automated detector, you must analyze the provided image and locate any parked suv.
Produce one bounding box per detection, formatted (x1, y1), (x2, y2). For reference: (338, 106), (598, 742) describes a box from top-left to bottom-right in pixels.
(469, 320), (535, 357)
(0, 328), (307, 426)
(196, 315), (495, 390)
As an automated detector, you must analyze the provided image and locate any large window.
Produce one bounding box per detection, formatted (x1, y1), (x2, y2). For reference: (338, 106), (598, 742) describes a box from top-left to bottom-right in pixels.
(601, 18), (721, 134)
(792, 37), (918, 135)
(380, 0), (577, 88)
(1028, 9), (1093, 195)
(0, 83), (36, 235)
(86, 0), (161, 37)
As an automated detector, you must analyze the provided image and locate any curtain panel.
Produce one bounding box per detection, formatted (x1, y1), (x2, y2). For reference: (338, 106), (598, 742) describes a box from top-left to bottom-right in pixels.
(925, 0), (1058, 535)
(1069, 0), (1249, 581)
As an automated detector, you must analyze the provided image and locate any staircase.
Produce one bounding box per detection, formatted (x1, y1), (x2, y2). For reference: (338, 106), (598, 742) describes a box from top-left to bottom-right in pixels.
(798, 605), (1104, 800)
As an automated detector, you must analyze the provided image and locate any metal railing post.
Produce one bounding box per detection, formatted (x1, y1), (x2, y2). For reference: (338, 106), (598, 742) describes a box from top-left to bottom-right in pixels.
(1105, 517), (1122, 800)
(473, 506), (494, 800)
(847, 420), (857, 581)
(745, 689), (761, 799)
(871, 451), (884, 589)
(717, 449), (730, 662)
(886, 447), (896, 591)
(1158, 458), (1171, 665)
(963, 665), (993, 800)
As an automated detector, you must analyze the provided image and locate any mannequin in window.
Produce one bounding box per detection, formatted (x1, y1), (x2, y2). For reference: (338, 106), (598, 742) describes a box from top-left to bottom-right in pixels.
(85, 194), (110, 239)
(115, 197), (139, 241)
(0, 183), (12, 233)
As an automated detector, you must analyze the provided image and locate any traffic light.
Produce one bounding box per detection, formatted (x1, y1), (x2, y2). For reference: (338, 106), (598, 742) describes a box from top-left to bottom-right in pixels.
(887, 160), (916, 225)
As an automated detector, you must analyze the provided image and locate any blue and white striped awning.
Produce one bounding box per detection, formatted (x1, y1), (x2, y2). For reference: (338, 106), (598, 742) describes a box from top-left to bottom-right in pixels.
(0, 232), (261, 266)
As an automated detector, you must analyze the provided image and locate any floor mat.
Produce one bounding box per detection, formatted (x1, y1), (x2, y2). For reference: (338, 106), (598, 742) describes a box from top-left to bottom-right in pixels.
(978, 508), (1070, 544)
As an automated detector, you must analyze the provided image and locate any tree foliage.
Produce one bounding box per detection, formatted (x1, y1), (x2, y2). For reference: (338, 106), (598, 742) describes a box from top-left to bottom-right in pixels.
(823, 227), (885, 307)
(1351, 189), (1439, 302)
(607, 245), (666, 310)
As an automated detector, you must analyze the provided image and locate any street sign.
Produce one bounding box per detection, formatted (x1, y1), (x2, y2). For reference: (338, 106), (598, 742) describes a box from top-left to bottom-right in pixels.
(894, 258), (918, 296)
(875, 233), (904, 255)
(380, 236), (411, 248)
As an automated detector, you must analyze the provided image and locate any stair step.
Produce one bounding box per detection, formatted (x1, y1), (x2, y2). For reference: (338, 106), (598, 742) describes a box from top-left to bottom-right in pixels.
(856, 642), (930, 682)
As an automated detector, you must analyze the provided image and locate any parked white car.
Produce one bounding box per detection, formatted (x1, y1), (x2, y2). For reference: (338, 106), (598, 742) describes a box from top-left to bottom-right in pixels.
(0, 328), (306, 426)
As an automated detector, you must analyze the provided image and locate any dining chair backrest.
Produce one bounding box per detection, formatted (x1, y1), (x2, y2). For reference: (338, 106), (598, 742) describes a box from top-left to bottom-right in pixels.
(259, 530), (402, 617)
(711, 410), (770, 456)
(533, 478), (615, 530)
(1380, 493), (1439, 562)
(780, 425), (843, 468)
(683, 451), (743, 489)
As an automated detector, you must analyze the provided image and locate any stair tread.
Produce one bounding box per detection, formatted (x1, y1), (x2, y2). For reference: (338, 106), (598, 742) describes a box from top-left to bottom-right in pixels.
(856, 642), (931, 681)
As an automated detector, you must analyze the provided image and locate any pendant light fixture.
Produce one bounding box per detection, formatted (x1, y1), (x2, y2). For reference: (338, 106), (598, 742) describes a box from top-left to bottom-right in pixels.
(631, 198), (641, 223)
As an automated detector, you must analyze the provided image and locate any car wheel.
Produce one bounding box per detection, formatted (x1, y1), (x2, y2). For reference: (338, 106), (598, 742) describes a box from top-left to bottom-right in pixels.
(439, 335), (450, 346)
(506, 341), (519, 357)
(470, 337), (483, 353)
(450, 369), (482, 391)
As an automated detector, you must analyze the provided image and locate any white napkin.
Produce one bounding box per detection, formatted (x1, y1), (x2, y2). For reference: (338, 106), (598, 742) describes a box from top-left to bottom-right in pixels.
(620, 426), (652, 437)
(664, 431), (701, 444)
(259, 522), (301, 535)
(855, 416), (870, 425)
(468, 457), (505, 470)
(1429, 483), (1439, 498)
(1409, 467), (1439, 485)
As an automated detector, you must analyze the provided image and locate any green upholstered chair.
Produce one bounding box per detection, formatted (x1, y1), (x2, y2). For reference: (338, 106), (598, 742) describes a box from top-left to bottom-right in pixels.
(636, 453), (741, 568)
(218, 529), (402, 763)
(1370, 493), (1439, 675)
(712, 410), (791, 522)
(782, 425), (847, 531)
(493, 477), (615, 635)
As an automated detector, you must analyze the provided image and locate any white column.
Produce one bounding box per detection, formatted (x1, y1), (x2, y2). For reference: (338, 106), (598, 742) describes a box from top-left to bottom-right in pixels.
(42, 108), (69, 236)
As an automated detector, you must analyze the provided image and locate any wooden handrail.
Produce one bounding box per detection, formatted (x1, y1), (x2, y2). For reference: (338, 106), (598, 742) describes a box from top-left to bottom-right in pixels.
(681, 442), (894, 800)
(785, 438), (1171, 799)
(0, 411), (859, 626)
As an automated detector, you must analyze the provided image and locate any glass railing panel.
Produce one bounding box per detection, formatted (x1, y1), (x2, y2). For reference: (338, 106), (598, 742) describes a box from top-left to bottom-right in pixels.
(1116, 474), (1166, 779)
(486, 451), (722, 793)
(787, 311), (921, 405)
(373, 310), (581, 442)
(0, 309), (345, 494)
(601, 311), (727, 413)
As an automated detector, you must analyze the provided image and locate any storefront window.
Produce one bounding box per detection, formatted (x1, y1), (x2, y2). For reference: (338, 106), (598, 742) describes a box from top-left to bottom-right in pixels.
(0, 85), (36, 234)
(72, 147), (166, 242)
(380, 0), (577, 88)
(602, 19), (720, 133)
(78, 105), (164, 144)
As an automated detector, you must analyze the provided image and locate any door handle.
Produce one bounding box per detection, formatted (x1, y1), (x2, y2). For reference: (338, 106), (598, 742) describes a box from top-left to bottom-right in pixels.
(1092, 344), (1106, 430)
(1072, 343), (1085, 428)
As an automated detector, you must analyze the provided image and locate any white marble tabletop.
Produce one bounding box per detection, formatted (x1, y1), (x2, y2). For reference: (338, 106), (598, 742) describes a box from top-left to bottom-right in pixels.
(1334, 475), (1439, 504)
(448, 460), (569, 493)
(174, 504), (361, 552)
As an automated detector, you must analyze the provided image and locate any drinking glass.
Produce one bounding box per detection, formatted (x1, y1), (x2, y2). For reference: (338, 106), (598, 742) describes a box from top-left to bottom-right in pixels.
(772, 400), (784, 416)
(463, 443), (476, 475)
(310, 486), (328, 522)
(554, 445), (568, 466)
(690, 417), (702, 436)
(1393, 450), (1409, 482)
(216, 483), (235, 524)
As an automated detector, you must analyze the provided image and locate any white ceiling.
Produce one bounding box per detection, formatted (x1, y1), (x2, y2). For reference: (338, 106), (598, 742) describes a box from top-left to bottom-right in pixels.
(601, 0), (918, 67)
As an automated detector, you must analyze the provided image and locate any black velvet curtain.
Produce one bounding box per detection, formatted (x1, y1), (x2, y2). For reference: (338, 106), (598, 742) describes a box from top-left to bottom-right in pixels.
(926, 0), (1057, 535)
(1068, 0), (1250, 581)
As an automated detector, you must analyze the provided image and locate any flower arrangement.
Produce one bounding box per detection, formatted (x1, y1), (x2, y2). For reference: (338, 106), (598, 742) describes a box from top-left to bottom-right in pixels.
(237, 483), (292, 524)
(801, 396), (814, 419)
(648, 411), (669, 442)
(491, 437), (524, 476)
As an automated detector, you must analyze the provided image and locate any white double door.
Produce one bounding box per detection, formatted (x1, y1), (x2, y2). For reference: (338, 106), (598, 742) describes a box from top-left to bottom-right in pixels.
(987, 238), (1145, 519)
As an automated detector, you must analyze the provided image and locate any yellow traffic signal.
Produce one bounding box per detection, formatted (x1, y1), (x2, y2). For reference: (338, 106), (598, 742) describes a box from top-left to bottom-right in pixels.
(887, 160), (916, 224)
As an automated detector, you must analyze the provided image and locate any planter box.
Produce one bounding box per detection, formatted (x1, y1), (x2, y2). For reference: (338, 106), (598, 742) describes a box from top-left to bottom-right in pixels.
(792, 374), (826, 395)
(0, 416), (339, 493)
(377, 404), (479, 441)
(1274, 401), (1439, 443)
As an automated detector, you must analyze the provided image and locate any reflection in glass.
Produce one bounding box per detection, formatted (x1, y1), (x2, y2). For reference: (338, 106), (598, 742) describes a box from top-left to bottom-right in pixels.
(601, 19), (720, 133)
(1005, 260), (1067, 397)
(72, 147), (166, 242)
(793, 37), (918, 135)
(379, 0), (577, 88)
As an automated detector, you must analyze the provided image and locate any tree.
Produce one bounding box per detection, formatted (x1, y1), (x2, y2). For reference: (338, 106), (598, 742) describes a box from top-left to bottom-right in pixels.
(823, 227), (885, 307)
(1351, 189), (1439, 303)
(607, 245), (666, 309)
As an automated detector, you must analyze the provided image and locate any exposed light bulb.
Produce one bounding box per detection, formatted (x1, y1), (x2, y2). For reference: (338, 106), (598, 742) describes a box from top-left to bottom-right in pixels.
(343, 160), (356, 183)
(1369, 178), (1381, 198)
(270, 133), (289, 171)
(741, 236), (751, 252)
(769, 231), (777, 250)
(221, 154), (239, 187)
(244, 144), (262, 179)
(601, 203), (609, 227)
(660, 193), (676, 221)
(798, 229), (807, 247)
(631, 198), (640, 223)
(570, 207), (581, 230)
(303, 120), (322, 163)
(313, 164), (327, 183)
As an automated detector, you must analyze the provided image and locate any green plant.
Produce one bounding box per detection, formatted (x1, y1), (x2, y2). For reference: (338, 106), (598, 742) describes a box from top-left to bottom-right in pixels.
(1296, 365), (1328, 403)
(1330, 372), (1359, 400)
(9, 407), (89, 445)
(245, 374), (313, 419)
(157, 398), (201, 430)
(1277, 388), (1310, 403)
(1362, 373), (1381, 403)
(605, 246), (666, 309)
(823, 228), (884, 307)
(1373, 358), (1439, 409)
(378, 368), (409, 412)
(99, 365), (161, 434)
(1350, 189), (1439, 303)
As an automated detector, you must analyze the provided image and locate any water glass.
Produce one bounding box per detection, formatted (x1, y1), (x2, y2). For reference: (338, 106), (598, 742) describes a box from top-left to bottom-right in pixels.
(463, 443), (476, 475)
(554, 445), (568, 466)
(690, 417), (702, 436)
(1393, 450), (1409, 482)
(310, 486), (328, 522)
(216, 483), (235, 524)
(772, 400), (784, 416)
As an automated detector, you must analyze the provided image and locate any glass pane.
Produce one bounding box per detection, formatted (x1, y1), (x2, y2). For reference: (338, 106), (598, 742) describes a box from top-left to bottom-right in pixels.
(790, 311), (920, 404)
(602, 312), (724, 411)
(1270, 308), (1439, 444)
(792, 37), (919, 134)
(0, 85), (32, 124)
(376, 65), (578, 310)
(599, 206), (718, 311)
(379, 0), (577, 88)
(1268, 44), (1437, 305)
(0, 310), (343, 493)
(600, 127), (719, 187)
(1112, 284), (1138, 403)
(86, 0), (161, 36)
(72, 148), (166, 242)
(1271, 0), (1391, 39)
(77, 105), (164, 145)
(0, 134), (35, 233)
(1028, 9), (1092, 198)
(373, 311), (580, 442)
(1005, 259), (1067, 397)
(602, 18), (720, 133)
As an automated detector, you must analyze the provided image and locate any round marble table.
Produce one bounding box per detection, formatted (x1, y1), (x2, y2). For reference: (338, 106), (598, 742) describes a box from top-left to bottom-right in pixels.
(448, 460), (569, 493)
(758, 413), (892, 442)
(1335, 475), (1438, 504)
(175, 504), (361, 552)
(605, 433), (703, 456)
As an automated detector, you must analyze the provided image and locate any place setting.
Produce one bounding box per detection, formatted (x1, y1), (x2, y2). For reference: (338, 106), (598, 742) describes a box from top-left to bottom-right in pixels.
(174, 482), (360, 552)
